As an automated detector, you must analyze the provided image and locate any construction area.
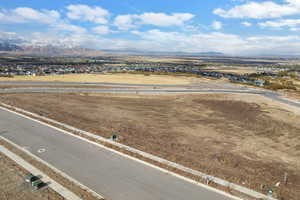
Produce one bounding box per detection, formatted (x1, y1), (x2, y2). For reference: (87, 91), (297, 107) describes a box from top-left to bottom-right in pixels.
(0, 92), (299, 199)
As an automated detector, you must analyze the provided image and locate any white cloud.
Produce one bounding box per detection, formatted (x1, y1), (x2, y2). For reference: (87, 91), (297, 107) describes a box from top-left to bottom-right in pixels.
(259, 18), (300, 28)
(138, 13), (194, 26)
(130, 29), (300, 55)
(242, 21), (252, 27)
(0, 31), (17, 39)
(92, 26), (111, 35)
(214, 0), (300, 19)
(286, 0), (300, 7)
(2, 4), (300, 56)
(290, 27), (300, 31)
(247, 35), (299, 41)
(130, 29), (247, 53)
(114, 12), (194, 30)
(0, 7), (60, 24)
(52, 22), (86, 34)
(66, 4), (110, 24)
(212, 21), (223, 30)
(0, 7), (86, 34)
(114, 15), (138, 30)
(3, 28), (300, 55)
(130, 30), (141, 35)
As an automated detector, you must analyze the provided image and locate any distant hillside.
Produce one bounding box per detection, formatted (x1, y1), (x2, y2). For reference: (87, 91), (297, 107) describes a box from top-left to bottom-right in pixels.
(0, 40), (223, 57)
(0, 42), (106, 57)
(19, 46), (106, 57)
(0, 42), (23, 51)
(101, 49), (224, 56)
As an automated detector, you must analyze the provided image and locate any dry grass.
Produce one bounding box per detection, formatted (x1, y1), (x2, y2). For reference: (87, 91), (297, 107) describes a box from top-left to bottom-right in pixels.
(122, 56), (200, 63)
(280, 91), (300, 102)
(203, 67), (258, 75)
(0, 92), (299, 199)
(214, 69), (258, 74)
(0, 152), (64, 200)
(0, 73), (200, 85)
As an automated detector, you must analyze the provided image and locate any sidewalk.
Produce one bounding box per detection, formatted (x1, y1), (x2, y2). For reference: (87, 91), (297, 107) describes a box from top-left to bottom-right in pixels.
(0, 145), (82, 200)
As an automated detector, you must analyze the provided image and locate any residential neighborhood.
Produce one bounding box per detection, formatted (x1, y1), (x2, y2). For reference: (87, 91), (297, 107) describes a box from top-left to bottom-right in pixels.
(2, 62), (297, 87)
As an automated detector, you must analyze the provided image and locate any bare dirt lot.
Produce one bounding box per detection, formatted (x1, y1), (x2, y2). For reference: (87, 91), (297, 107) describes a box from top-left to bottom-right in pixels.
(0, 152), (63, 200)
(1, 93), (300, 199)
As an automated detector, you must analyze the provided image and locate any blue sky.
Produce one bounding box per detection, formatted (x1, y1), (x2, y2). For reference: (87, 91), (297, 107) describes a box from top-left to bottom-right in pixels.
(1, 0), (300, 55)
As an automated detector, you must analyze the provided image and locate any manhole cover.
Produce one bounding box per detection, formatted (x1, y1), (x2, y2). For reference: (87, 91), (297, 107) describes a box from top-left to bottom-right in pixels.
(37, 148), (46, 153)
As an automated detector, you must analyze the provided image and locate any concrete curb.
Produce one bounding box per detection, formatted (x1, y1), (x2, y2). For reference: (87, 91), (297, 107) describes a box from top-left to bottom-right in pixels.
(0, 145), (82, 200)
(0, 102), (277, 200)
(0, 136), (105, 200)
(0, 87), (264, 93)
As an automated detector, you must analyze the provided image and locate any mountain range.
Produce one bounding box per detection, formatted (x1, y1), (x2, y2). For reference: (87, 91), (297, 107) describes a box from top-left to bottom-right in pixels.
(0, 40), (224, 57)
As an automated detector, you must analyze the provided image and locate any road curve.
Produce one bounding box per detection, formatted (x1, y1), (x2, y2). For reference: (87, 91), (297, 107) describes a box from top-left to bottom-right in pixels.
(0, 86), (299, 108)
(0, 107), (236, 200)
(0, 81), (191, 87)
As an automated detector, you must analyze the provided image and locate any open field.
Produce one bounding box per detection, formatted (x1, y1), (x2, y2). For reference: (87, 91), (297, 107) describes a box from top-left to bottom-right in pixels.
(203, 67), (258, 75)
(212, 69), (258, 75)
(122, 56), (199, 63)
(0, 152), (63, 200)
(0, 73), (201, 85)
(0, 92), (299, 199)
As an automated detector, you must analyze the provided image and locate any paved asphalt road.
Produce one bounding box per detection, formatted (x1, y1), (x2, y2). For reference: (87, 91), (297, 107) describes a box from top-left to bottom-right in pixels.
(0, 80), (245, 89)
(0, 81), (191, 87)
(0, 108), (235, 200)
(0, 86), (299, 108)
